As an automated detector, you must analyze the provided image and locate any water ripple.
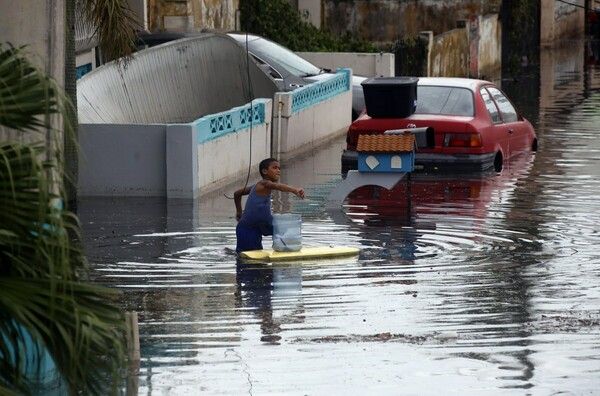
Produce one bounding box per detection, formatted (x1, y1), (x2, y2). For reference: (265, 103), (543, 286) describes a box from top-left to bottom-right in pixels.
(81, 60), (600, 395)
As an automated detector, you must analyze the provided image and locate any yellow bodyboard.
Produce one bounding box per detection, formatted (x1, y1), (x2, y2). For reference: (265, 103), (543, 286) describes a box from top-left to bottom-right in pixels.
(240, 246), (360, 261)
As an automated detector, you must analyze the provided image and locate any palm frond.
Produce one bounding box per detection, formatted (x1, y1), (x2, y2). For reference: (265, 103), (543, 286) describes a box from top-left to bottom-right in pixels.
(0, 142), (126, 395)
(80, 0), (140, 63)
(0, 43), (126, 395)
(0, 44), (60, 132)
(0, 278), (125, 395)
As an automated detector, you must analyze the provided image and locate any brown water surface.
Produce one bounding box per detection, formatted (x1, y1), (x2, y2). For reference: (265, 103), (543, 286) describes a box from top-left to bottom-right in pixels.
(81, 41), (600, 395)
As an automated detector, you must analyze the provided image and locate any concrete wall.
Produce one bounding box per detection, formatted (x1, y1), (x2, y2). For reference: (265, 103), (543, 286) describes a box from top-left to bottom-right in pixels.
(78, 100), (272, 198)
(471, 14), (502, 79)
(129, 0), (149, 32)
(541, 0), (585, 45)
(477, 14), (502, 79)
(272, 70), (352, 160)
(341, 18), (499, 80)
(167, 100), (273, 198)
(297, 14), (502, 79)
(298, 0), (322, 28)
(321, 0), (502, 45)
(429, 27), (469, 77)
(78, 124), (167, 196)
(145, 0), (239, 32)
(0, 0), (65, 83)
(0, 0), (65, 142)
(78, 69), (351, 198)
(196, 119), (271, 195)
(296, 52), (394, 77)
(423, 13), (500, 79)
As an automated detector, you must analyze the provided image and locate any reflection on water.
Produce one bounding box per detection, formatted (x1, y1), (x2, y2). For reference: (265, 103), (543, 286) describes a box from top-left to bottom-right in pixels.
(235, 262), (304, 345)
(80, 42), (600, 395)
(342, 157), (540, 271)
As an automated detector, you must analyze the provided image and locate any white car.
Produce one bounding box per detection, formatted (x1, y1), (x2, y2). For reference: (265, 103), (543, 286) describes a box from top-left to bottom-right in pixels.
(137, 32), (367, 120)
(227, 33), (366, 120)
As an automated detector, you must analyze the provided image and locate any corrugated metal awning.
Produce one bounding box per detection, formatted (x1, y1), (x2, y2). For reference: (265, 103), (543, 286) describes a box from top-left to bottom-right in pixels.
(77, 33), (277, 124)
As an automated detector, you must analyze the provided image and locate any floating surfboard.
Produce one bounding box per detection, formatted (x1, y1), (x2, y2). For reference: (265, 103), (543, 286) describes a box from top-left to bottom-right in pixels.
(240, 246), (360, 262)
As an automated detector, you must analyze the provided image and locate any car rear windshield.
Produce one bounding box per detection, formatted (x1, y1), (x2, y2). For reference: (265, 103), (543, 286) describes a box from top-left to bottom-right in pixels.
(415, 86), (474, 116)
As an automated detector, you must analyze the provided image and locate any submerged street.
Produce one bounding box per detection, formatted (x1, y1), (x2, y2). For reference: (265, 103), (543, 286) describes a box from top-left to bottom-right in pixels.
(80, 41), (600, 394)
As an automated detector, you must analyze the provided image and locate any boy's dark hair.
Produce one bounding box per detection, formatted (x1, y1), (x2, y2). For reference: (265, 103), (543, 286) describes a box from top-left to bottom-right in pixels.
(259, 158), (278, 177)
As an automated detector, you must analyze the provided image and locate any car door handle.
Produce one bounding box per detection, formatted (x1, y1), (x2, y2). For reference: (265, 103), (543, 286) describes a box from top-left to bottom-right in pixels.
(508, 128), (514, 134)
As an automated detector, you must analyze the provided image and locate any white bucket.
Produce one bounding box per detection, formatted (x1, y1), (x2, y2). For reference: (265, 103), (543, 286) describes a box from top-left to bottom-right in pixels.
(272, 214), (302, 252)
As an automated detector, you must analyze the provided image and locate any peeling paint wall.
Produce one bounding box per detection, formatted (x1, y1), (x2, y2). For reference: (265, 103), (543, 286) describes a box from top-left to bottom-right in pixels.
(323, 0), (502, 45)
(147, 0), (239, 32)
(426, 12), (500, 79)
(477, 14), (502, 79)
(430, 28), (469, 77)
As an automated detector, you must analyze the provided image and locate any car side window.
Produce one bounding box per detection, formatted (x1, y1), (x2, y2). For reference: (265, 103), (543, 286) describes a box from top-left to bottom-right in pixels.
(480, 87), (501, 124)
(251, 55), (282, 79)
(487, 87), (519, 123)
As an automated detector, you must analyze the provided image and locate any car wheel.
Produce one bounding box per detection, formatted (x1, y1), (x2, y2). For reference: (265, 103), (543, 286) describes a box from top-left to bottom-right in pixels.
(532, 138), (538, 152)
(494, 152), (503, 172)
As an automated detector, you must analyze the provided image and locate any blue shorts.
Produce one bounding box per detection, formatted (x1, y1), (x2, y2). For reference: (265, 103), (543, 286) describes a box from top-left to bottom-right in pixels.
(236, 225), (263, 253)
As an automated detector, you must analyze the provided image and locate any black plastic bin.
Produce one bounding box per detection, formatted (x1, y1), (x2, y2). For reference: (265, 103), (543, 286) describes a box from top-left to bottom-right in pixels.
(361, 76), (418, 118)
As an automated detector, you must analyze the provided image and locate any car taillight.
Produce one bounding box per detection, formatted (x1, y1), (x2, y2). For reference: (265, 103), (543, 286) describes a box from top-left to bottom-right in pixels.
(444, 133), (482, 148)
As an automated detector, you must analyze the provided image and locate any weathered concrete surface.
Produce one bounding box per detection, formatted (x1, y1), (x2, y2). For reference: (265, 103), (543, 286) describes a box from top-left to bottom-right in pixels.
(475, 14), (502, 79)
(0, 0), (65, 142)
(322, 0), (502, 45)
(145, 0), (239, 32)
(430, 28), (469, 78)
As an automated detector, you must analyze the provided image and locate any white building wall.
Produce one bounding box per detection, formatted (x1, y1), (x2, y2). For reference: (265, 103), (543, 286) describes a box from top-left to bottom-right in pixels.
(297, 52), (395, 77)
(273, 80), (352, 159)
(196, 105), (272, 195)
(0, 0), (66, 141)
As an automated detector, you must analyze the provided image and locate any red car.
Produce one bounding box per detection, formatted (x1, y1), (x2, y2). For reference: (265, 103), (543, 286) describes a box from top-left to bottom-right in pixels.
(342, 77), (538, 173)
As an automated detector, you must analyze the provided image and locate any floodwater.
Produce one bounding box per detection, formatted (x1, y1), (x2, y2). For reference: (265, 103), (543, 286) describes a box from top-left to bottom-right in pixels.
(80, 40), (600, 395)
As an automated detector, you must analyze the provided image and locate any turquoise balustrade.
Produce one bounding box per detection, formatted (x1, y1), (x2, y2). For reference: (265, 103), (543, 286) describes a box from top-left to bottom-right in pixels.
(194, 68), (350, 144)
(291, 68), (351, 113)
(195, 99), (268, 144)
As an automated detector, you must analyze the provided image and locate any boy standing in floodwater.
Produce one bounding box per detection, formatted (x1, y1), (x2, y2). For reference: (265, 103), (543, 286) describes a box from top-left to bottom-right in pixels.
(234, 158), (305, 253)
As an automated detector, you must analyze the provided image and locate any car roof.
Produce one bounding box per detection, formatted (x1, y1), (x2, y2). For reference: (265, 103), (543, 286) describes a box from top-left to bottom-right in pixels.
(416, 77), (492, 91)
(227, 32), (262, 43)
(226, 32), (322, 77)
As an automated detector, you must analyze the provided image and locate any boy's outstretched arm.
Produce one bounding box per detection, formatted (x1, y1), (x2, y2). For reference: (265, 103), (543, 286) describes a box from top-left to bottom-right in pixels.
(291, 186), (305, 199)
(233, 185), (252, 221)
(262, 181), (305, 199)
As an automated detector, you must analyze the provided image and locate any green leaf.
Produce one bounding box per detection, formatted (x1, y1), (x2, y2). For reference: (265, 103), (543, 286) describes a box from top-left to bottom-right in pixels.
(1, 42), (126, 395)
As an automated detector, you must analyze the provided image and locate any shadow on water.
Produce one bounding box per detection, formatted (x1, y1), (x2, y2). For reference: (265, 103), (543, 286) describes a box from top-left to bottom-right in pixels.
(80, 39), (600, 395)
